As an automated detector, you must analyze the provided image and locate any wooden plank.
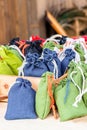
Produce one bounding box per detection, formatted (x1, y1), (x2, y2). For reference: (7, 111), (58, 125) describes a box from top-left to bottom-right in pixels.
(5, 0), (17, 42)
(27, 0), (40, 37)
(4, 0), (11, 44)
(15, 0), (29, 40)
(0, 0), (87, 44)
(0, 0), (7, 44)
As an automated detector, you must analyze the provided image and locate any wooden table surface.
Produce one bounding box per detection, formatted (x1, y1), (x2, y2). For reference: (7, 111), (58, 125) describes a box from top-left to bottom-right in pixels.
(0, 102), (87, 130)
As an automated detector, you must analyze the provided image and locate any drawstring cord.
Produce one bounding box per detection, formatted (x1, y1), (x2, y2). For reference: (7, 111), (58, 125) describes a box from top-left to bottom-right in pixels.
(18, 59), (27, 76)
(53, 73), (68, 86)
(16, 41), (30, 55)
(70, 66), (87, 107)
(52, 59), (58, 79)
(9, 45), (25, 59)
(47, 75), (58, 119)
(59, 45), (80, 63)
(43, 38), (59, 45)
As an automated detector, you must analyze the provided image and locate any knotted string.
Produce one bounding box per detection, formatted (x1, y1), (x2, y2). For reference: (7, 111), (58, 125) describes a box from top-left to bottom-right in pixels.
(70, 66), (87, 107)
(53, 73), (68, 86)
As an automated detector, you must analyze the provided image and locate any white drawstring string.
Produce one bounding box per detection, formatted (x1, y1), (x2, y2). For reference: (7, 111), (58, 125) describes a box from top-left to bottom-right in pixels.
(84, 54), (87, 64)
(43, 38), (59, 45)
(78, 39), (87, 63)
(54, 47), (60, 54)
(49, 34), (62, 39)
(70, 66), (86, 107)
(52, 59), (58, 79)
(72, 50), (80, 63)
(63, 38), (74, 49)
(59, 42), (81, 63)
(58, 50), (66, 61)
(9, 45), (25, 59)
(18, 59), (27, 76)
(80, 40), (87, 54)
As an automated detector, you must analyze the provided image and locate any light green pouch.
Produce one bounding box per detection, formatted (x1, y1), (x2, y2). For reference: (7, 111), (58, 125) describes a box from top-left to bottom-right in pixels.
(78, 62), (87, 107)
(0, 46), (22, 75)
(75, 44), (85, 61)
(83, 72), (87, 107)
(68, 61), (82, 88)
(54, 78), (87, 121)
(5, 45), (23, 61)
(43, 41), (63, 51)
(69, 61), (87, 107)
(54, 61), (87, 121)
(0, 59), (14, 75)
(35, 72), (55, 119)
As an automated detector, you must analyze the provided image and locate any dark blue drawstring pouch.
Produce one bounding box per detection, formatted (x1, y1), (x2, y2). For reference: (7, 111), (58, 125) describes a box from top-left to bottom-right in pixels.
(61, 49), (75, 75)
(43, 48), (62, 78)
(5, 78), (37, 120)
(26, 40), (43, 55)
(9, 37), (20, 46)
(19, 53), (48, 77)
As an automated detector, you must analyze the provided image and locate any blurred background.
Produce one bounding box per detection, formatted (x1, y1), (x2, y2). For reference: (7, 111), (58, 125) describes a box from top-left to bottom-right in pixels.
(0, 0), (87, 44)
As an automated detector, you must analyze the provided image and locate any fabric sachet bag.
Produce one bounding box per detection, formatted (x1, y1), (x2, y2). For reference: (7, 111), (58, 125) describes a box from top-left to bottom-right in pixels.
(9, 37), (43, 56)
(5, 78), (37, 120)
(5, 45), (24, 61)
(0, 45), (22, 75)
(43, 41), (63, 51)
(54, 62), (87, 121)
(43, 48), (62, 78)
(35, 72), (56, 119)
(75, 44), (85, 61)
(77, 62), (87, 107)
(54, 79), (87, 121)
(0, 58), (14, 75)
(59, 48), (75, 75)
(18, 52), (48, 77)
(26, 40), (43, 55)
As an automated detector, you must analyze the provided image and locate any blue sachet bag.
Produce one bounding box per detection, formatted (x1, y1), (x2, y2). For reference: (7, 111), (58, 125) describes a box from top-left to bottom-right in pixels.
(60, 49), (75, 74)
(19, 53), (48, 77)
(43, 48), (61, 78)
(5, 78), (37, 120)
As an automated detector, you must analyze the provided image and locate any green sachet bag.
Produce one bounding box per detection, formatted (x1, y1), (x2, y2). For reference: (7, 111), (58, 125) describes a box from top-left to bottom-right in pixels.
(43, 41), (63, 51)
(82, 73), (87, 107)
(78, 62), (87, 107)
(0, 46), (22, 75)
(54, 61), (87, 121)
(69, 61), (87, 107)
(5, 45), (24, 61)
(35, 72), (55, 119)
(0, 59), (14, 75)
(54, 77), (87, 121)
(75, 44), (85, 61)
(68, 61), (82, 89)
